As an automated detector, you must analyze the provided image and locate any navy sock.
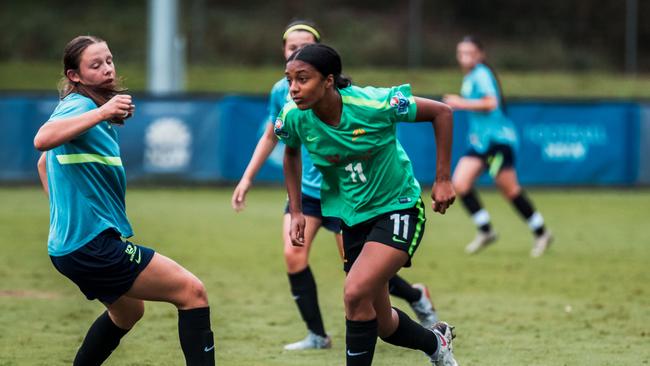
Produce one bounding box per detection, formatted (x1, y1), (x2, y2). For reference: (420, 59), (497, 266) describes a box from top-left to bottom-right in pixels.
(73, 311), (129, 366)
(511, 192), (546, 237)
(388, 275), (421, 303)
(381, 307), (437, 355)
(178, 307), (215, 366)
(346, 318), (377, 366)
(461, 189), (492, 233)
(288, 266), (326, 337)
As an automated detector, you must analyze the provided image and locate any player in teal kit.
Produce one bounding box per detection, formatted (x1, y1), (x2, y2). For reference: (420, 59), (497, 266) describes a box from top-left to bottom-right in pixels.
(444, 36), (553, 257)
(34, 36), (215, 366)
(275, 43), (458, 366)
(232, 20), (438, 351)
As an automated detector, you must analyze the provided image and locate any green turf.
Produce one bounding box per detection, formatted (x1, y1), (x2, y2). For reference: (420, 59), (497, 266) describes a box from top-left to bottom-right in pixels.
(0, 187), (649, 365)
(3, 62), (650, 98)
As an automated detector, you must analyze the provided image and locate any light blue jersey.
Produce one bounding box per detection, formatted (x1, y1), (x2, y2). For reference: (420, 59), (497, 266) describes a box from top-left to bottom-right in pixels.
(461, 63), (518, 153)
(267, 78), (322, 199)
(46, 93), (133, 256)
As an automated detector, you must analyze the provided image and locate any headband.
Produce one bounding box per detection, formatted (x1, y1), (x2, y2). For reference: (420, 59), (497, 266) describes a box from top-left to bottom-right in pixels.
(282, 24), (321, 41)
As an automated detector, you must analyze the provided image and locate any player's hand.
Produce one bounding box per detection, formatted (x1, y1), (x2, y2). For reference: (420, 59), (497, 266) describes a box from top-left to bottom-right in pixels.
(442, 94), (463, 109)
(431, 177), (455, 214)
(99, 94), (134, 122)
(289, 212), (306, 247)
(231, 179), (252, 212)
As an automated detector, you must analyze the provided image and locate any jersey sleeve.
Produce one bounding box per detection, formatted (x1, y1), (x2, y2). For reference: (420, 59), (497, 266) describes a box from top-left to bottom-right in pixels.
(473, 68), (498, 98)
(386, 84), (418, 123)
(266, 80), (289, 126)
(273, 103), (301, 149)
(49, 95), (96, 122)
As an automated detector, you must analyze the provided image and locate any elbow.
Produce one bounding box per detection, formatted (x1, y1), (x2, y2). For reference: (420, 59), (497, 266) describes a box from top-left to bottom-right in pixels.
(34, 135), (50, 151)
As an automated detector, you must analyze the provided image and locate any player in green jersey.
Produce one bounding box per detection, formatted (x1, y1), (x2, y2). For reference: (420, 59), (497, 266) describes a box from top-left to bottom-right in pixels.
(274, 43), (459, 366)
(233, 20), (439, 350)
(444, 35), (553, 257)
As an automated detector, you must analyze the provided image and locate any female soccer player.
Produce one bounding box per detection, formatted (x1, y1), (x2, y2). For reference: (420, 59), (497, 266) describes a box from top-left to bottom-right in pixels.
(275, 43), (458, 366)
(443, 36), (553, 257)
(232, 21), (438, 350)
(34, 36), (215, 366)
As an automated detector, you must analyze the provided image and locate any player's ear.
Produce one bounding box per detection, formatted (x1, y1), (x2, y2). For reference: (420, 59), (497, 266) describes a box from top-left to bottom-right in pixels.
(325, 74), (334, 89)
(66, 69), (81, 83)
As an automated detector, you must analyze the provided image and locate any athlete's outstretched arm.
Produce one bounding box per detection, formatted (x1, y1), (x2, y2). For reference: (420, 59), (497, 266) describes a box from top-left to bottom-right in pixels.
(414, 97), (456, 214)
(442, 94), (497, 112)
(34, 94), (134, 151)
(283, 145), (305, 246)
(232, 123), (280, 211)
(37, 152), (48, 196)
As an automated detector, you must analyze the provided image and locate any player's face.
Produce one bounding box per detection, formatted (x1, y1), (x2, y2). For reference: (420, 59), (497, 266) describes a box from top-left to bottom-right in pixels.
(283, 31), (317, 60)
(285, 60), (330, 110)
(67, 42), (116, 87)
(456, 41), (482, 71)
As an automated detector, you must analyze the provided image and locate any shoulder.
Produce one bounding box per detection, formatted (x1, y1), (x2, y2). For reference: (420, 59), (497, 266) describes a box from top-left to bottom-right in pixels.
(472, 64), (495, 81)
(50, 93), (97, 121)
(270, 78), (289, 96)
(341, 84), (412, 109)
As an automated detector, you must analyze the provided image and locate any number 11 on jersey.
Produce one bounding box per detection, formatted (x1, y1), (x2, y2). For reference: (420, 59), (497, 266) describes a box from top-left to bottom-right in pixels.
(345, 162), (367, 183)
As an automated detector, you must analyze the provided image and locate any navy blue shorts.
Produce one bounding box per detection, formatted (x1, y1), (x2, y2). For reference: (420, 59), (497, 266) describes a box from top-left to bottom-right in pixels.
(341, 199), (427, 273)
(466, 144), (515, 177)
(284, 193), (342, 233)
(50, 229), (155, 304)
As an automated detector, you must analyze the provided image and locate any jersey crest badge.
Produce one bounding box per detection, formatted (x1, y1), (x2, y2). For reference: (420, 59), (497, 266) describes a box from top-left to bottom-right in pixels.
(274, 118), (289, 138)
(390, 91), (410, 115)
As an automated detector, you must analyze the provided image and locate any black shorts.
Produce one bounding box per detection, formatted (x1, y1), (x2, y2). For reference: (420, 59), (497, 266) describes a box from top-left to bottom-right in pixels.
(50, 229), (155, 304)
(341, 199), (426, 273)
(285, 193), (342, 233)
(466, 144), (515, 177)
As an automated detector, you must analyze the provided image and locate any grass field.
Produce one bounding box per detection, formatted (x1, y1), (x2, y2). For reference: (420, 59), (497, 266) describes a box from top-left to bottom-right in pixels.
(2, 62), (650, 98)
(0, 187), (649, 365)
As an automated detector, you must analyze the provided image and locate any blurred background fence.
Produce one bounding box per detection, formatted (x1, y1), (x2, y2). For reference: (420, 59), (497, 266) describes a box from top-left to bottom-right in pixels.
(2, 93), (649, 186)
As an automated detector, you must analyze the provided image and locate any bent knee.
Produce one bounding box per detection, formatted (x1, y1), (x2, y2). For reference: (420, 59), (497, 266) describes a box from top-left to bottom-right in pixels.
(179, 275), (209, 309)
(452, 179), (472, 196)
(284, 247), (308, 273)
(343, 282), (369, 310)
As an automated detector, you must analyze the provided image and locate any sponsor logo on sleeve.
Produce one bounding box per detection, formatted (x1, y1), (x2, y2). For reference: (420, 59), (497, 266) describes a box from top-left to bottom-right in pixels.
(274, 118), (289, 138)
(390, 91), (410, 115)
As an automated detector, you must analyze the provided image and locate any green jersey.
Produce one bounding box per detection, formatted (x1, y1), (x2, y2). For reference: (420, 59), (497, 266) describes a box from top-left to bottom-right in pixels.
(274, 84), (421, 226)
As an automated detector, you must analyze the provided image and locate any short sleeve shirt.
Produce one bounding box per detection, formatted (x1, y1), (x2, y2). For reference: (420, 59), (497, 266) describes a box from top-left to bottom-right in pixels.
(46, 93), (133, 256)
(461, 63), (518, 153)
(274, 84), (421, 226)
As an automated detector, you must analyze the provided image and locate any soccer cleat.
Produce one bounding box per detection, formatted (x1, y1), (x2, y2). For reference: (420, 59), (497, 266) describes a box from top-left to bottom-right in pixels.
(283, 331), (332, 351)
(465, 230), (498, 254)
(429, 321), (458, 366)
(410, 283), (438, 328)
(530, 231), (553, 258)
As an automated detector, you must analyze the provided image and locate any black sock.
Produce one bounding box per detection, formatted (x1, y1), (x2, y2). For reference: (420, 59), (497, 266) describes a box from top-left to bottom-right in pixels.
(178, 307), (215, 366)
(346, 318), (377, 366)
(73, 311), (129, 366)
(381, 307), (437, 355)
(288, 266), (326, 337)
(388, 275), (421, 303)
(511, 192), (546, 237)
(461, 189), (492, 233)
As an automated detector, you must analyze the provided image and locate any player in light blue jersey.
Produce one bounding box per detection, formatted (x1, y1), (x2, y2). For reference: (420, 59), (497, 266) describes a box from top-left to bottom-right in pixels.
(35, 36), (215, 366)
(231, 20), (438, 351)
(444, 36), (553, 257)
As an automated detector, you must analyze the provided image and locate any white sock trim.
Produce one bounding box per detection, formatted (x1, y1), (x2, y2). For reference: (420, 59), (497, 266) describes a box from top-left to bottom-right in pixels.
(472, 209), (491, 227)
(527, 212), (544, 230)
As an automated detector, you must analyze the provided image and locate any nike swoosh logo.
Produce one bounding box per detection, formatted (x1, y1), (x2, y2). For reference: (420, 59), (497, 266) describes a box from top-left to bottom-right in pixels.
(292, 295), (300, 300)
(392, 235), (407, 244)
(306, 135), (318, 142)
(204, 345), (215, 352)
(347, 350), (368, 357)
